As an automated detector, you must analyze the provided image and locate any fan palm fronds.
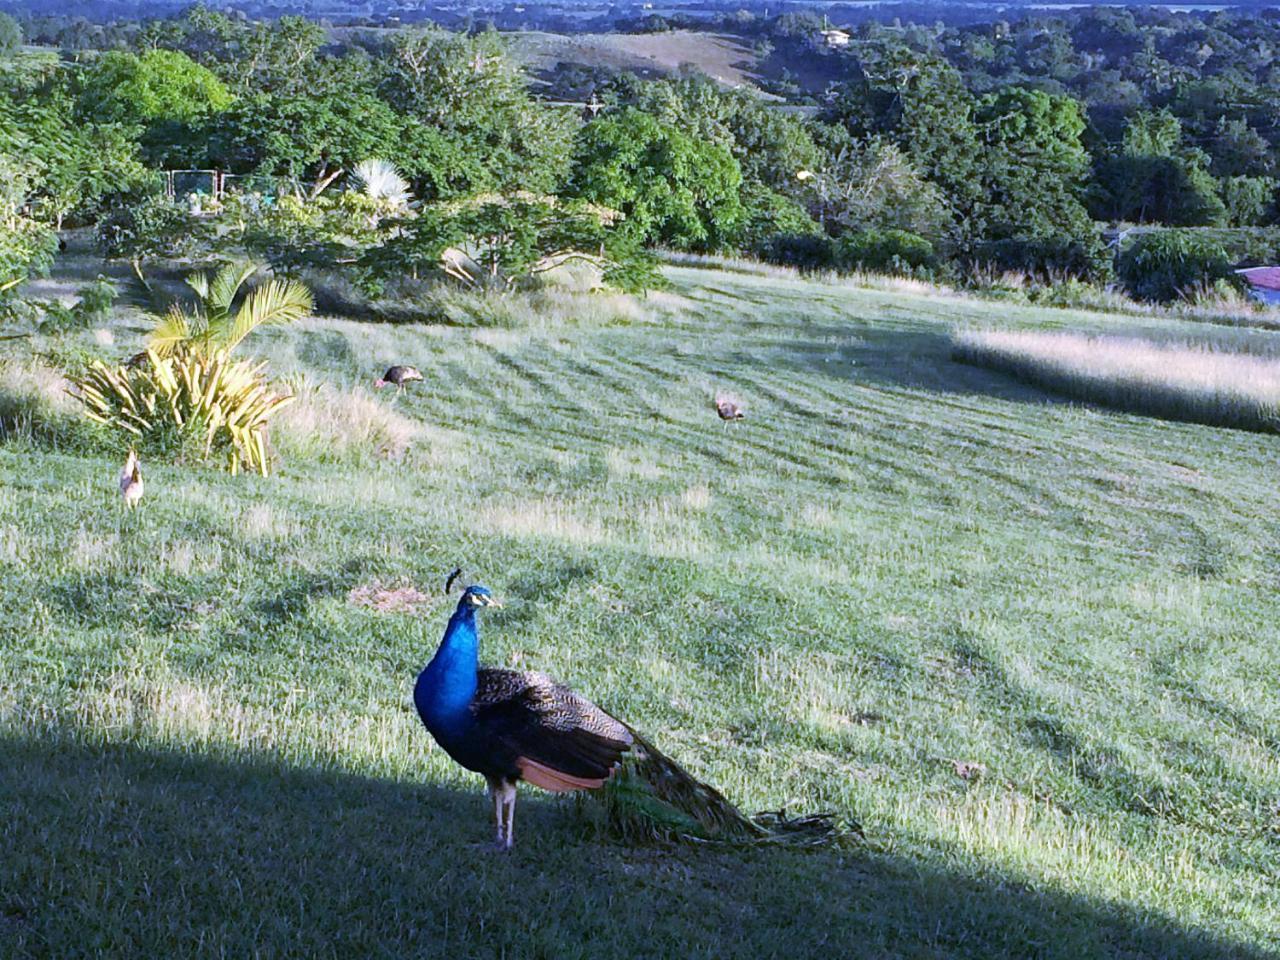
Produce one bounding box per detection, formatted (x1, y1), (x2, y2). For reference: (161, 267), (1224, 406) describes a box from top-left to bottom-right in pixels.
(351, 159), (414, 210)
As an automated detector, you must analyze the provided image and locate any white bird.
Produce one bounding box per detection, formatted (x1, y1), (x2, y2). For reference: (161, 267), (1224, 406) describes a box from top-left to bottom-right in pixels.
(119, 450), (143, 508)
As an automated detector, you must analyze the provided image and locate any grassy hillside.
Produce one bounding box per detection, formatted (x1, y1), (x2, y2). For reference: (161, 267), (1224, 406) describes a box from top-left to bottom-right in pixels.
(2, 263), (1278, 958)
(513, 29), (764, 89)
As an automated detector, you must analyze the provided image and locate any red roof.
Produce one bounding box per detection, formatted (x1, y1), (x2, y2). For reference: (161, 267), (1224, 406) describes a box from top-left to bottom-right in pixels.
(1237, 266), (1280, 292)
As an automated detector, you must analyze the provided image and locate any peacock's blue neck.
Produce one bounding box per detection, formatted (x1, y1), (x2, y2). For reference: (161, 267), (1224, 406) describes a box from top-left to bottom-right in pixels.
(415, 605), (479, 736)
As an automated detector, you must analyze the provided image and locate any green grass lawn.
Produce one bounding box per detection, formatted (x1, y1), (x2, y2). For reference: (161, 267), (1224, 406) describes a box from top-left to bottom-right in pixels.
(2, 264), (1278, 958)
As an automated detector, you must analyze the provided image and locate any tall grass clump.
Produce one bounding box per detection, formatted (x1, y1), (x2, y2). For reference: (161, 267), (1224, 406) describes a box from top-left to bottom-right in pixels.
(952, 329), (1280, 432)
(0, 356), (105, 451)
(270, 378), (422, 465)
(305, 269), (651, 327)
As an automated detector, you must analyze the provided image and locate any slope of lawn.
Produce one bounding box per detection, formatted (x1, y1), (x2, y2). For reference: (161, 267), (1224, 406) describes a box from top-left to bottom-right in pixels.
(1, 262), (1279, 959)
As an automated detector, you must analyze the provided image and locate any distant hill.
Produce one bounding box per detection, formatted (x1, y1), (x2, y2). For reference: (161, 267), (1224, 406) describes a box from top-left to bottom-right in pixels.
(511, 29), (764, 91)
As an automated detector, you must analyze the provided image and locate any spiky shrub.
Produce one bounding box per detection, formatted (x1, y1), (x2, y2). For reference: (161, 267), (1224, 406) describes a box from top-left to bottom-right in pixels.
(68, 348), (294, 475)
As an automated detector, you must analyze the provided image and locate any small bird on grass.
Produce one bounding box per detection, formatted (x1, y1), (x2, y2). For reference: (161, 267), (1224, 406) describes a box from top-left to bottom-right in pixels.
(375, 365), (424, 392)
(119, 449), (143, 508)
(714, 393), (745, 423)
(414, 571), (843, 849)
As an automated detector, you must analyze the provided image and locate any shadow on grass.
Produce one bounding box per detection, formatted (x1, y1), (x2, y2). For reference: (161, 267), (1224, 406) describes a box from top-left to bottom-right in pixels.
(1, 731), (1268, 959)
(762, 323), (1070, 405)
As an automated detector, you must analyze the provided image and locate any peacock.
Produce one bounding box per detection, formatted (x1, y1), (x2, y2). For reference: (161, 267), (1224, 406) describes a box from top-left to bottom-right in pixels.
(119, 449), (143, 508)
(375, 365), (424, 392)
(714, 393), (745, 422)
(414, 573), (844, 849)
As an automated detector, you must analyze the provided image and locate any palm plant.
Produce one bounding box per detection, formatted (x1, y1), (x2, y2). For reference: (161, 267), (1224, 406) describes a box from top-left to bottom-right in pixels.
(350, 159), (414, 211)
(148, 261), (313, 360)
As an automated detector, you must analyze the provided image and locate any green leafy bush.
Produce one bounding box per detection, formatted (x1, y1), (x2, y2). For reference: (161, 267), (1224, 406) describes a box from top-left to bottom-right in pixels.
(736, 184), (823, 258)
(757, 233), (835, 271)
(975, 235), (1113, 283)
(39, 277), (117, 334)
(96, 195), (202, 280)
(0, 158), (57, 301)
(1117, 231), (1237, 303)
(359, 194), (658, 296)
(835, 229), (935, 275)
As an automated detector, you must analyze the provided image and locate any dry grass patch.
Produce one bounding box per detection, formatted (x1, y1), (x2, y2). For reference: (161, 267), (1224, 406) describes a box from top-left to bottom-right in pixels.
(606, 447), (665, 480)
(69, 528), (117, 569)
(241, 503), (298, 540)
(680, 484), (711, 510)
(347, 580), (440, 615)
(272, 381), (422, 464)
(953, 329), (1280, 432)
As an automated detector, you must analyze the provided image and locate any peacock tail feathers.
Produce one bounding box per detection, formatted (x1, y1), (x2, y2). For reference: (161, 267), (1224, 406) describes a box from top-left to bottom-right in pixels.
(591, 727), (853, 847)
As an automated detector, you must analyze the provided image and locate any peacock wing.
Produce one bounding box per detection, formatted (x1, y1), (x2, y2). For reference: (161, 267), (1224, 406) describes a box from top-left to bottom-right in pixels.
(473, 669), (633, 792)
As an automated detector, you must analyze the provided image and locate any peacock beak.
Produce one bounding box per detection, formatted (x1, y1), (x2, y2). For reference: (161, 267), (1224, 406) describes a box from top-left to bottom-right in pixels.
(485, 596), (504, 609)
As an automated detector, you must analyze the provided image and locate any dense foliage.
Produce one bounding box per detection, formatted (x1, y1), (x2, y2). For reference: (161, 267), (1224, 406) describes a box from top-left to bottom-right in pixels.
(2, 4), (1279, 305)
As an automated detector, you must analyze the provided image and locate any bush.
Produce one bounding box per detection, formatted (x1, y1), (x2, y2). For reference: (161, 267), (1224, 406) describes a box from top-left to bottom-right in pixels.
(96, 195), (202, 278)
(1221, 176), (1276, 227)
(38, 277), (117, 334)
(975, 234), (1112, 283)
(68, 349), (294, 475)
(735, 184), (823, 258)
(756, 233), (835, 271)
(835, 229), (934, 275)
(1117, 231), (1237, 303)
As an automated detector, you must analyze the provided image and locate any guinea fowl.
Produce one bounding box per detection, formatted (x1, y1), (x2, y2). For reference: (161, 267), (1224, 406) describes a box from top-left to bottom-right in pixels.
(119, 450), (143, 508)
(714, 393), (745, 422)
(415, 576), (842, 849)
(375, 366), (423, 391)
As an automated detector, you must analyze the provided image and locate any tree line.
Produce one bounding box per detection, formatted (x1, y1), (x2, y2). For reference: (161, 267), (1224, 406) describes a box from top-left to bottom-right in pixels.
(1, 4), (1279, 308)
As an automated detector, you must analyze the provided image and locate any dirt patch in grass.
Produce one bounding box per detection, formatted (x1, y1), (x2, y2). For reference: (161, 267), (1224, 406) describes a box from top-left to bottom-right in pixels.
(347, 581), (440, 615)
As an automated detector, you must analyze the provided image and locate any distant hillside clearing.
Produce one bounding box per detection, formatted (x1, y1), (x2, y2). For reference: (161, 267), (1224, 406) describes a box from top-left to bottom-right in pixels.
(512, 30), (763, 89)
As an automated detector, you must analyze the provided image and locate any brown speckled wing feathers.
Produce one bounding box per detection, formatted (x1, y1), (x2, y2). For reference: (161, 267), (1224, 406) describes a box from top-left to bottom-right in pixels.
(473, 669), (633, 788)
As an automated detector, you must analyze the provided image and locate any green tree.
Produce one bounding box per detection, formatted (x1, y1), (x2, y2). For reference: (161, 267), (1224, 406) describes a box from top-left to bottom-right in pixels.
(629, 75), (823, 195)
(204, 91), (404, 184)
(972, 87), (1104, 275)
(825, 45), (984, 245)
(1220, 175), (1275, 226)
(0, 88), (151, 228)
(78, 50), (232, 126)
(736, 183), (823, 256)
(568, 109), (743, 251)
(805, 137), (949, 239)
(0, 156), (57, 303)
(0, 13), (22, 58)
(1091, 110), (1226, 225)
(362, 195), (656, 293)
(97, 195), (202, 284)
(383, 26), (575, 196)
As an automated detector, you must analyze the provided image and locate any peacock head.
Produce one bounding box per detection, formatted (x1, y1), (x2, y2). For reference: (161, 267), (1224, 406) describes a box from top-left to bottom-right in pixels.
(458, 585), (502, 611)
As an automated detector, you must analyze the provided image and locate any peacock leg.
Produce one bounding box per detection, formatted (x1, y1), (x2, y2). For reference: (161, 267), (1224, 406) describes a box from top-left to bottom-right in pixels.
(486, 777), (505, 846)
(502, 784), (517, 850)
